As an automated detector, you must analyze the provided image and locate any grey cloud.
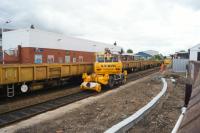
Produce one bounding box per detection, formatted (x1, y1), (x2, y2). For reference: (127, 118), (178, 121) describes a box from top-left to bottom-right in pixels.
(177, 0), (200, 10)
(1, 0), (200, 55)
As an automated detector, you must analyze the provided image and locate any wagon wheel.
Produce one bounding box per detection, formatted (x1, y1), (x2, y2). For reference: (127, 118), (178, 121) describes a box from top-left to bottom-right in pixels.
(122, 77), (127, 84)
(120, 74), (126, 85)
(108, 76), (114, 89)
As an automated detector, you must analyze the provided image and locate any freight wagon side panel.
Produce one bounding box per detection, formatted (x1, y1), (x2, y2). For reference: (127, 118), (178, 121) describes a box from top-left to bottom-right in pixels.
(35, 66), (47, 80)
(78, 64), (87, 75)
(70, 65), (79, 75)
(20, 67), (34, 82)
(61, 65), (70, 77)
(86, 64), (93, 74)
(136, 61), (141, 68)
(130, 61), (140, 68)
(122, 62), (128, 70)
(2, 67), (18, 84)
(0, 63), (94, 85)
(48, 66), (61, 78)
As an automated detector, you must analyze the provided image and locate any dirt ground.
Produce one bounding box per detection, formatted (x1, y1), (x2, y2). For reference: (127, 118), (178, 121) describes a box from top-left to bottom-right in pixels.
(129, 71), (185, 133)
(13, 73), (162, 133)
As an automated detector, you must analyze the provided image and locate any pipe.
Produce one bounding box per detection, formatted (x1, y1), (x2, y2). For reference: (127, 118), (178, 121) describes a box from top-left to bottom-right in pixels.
(171, 83), (192, 133)
(171, 107), (187, 133)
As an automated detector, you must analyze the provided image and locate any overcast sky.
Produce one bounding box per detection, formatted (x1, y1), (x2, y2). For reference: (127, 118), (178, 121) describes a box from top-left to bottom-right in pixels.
(1, 0), (200, 55)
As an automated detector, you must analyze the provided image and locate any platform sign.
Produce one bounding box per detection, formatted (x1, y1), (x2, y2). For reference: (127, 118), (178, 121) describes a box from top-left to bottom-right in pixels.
(35, 54), (43, 64)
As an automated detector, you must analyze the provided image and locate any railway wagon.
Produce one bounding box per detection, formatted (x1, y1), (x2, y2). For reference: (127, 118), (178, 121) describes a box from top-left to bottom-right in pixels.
(0, 60), (161, 97)
(122, 61), (141, 71)
(122, 60), (161, 72)
(0, 63), (93, 97)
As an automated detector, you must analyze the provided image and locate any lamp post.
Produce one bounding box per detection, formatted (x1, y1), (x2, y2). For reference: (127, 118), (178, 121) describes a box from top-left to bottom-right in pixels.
(1, 20), (11, 64)
(1, 20), (11, 37)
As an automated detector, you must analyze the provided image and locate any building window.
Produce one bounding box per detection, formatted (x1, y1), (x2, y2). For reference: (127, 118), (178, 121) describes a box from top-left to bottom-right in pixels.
(198, 52), (200, 61)
(79, 56), (83, 62)
(35, 54), (42, 64)
(58, 57), (63, 63)
(35, 48), (44, 52)
(4, 48), (18, 56)
(73, 57), (76, 63)
(65, 56), (70, 63)
(47, 55), (54, 63)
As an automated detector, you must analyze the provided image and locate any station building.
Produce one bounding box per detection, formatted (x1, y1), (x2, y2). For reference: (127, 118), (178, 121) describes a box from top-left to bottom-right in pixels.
(2, 29), (122, 64)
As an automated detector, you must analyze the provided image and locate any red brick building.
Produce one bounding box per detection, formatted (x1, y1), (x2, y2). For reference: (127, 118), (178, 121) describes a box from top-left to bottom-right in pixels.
(4, 46), (95, 64)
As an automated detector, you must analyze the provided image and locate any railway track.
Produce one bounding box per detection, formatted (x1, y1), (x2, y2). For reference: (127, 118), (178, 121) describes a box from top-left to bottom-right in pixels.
(127, 68), (159, 82)
(0, 67), (159, 128)
(0, 91), (98, 127)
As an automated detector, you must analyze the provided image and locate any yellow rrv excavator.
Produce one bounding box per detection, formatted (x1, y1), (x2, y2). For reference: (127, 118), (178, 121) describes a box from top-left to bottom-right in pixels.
(80, 49), (127, 92)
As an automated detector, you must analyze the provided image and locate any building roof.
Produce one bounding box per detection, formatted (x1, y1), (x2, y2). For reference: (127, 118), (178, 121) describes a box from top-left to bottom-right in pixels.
(133, 54), (141, 57)
(142, 50), (159, 56)
(135, 52), (152, 57)
(2, 28), (122, 53)
(190, 44), (200, 51)
(175, 51), (188, 54)
(0, 28), (13, 36)
(122, 53), (134, 56)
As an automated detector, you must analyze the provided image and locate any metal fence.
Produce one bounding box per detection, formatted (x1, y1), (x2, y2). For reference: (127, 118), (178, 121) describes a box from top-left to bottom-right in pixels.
(172, 59), (189, 72)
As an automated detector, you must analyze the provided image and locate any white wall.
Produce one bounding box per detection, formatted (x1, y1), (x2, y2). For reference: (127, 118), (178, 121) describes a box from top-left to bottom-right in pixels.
(189, 44), (200, 61)
(189, 50), (197, 61)
(2, 29), (29, 50)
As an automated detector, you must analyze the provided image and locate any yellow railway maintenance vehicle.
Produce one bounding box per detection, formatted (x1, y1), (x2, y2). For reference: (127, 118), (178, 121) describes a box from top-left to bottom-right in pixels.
(164, 58), (172, 65)
(80, 49), (127, 92)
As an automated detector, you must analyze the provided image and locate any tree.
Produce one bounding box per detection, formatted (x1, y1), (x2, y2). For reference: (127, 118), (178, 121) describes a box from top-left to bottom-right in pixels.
(127, 49), (133, 53)
(30, 24), (35, 29)
(120, 48), (124, 54)
(152, 54), (163, 60)
(114, 41), (117, 46)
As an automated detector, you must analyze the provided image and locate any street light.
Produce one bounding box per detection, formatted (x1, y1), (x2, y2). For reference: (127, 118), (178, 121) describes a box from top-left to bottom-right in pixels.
(1, 20), (11, 64)
(1, 20), (11, 36)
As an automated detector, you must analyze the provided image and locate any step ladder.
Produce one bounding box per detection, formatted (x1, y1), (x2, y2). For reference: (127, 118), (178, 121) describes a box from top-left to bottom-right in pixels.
(7, 85), (15, 97)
